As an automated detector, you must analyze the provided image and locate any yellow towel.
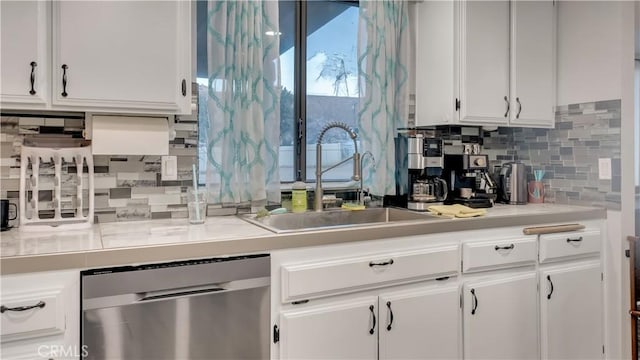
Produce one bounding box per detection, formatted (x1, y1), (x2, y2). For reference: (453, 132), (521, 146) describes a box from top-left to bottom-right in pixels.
(427, 204), (486, 218)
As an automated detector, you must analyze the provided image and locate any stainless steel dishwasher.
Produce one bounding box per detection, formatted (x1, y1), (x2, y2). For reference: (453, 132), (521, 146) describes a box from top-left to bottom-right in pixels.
(81, 254), (270, 360)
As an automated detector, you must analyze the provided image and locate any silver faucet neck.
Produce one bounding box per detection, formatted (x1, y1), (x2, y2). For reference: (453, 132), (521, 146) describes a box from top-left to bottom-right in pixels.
(314, 122), (360, 211)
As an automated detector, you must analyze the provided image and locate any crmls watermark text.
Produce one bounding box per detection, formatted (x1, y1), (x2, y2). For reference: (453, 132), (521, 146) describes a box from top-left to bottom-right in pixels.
(38, 345), (89, 358)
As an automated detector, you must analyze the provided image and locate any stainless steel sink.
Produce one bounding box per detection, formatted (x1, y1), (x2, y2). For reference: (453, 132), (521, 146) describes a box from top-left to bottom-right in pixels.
(240, 207), (431, 233)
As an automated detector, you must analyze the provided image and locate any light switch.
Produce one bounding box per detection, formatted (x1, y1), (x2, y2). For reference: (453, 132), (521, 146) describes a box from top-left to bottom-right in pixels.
(598, 158), (612, 180)
(161, 156), (178, 181)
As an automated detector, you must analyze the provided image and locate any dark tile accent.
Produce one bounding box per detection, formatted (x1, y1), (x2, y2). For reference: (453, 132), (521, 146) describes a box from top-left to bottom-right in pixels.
(109, 187), (132, 199)
(612, 176), (621, 192)
(611, 158), (621, 176)
(555, 122), (573, 130)
(609, 118), (621, 128)
(151, 211), (172, 219)
(584, 141), (600, 146)
(6, 191), (19, 198)
(529, 143), (548, 149)
(555, 167), (576, 174)
(38, 190), (53, 202)
(161, 180), (182, 187)
(559, 147), (573, 155)
(594, 99), (620, 110)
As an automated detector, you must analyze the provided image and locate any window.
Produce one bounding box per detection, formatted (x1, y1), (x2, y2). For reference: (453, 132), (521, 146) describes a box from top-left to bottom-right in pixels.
(197, 0), (359, 184)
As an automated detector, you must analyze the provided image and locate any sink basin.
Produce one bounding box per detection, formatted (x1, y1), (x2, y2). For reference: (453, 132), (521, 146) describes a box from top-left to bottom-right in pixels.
(241, 207), (431, 233)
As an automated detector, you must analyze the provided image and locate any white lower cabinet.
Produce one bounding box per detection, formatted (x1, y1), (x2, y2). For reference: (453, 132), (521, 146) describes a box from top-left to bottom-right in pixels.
(379, 284), (460, 359)
(0, 270), (80, 359)
(462, 272), (539, 359)
(278, 281), (460, 360)
(279, 295), (378, 360)
(540, 261), (603, 360)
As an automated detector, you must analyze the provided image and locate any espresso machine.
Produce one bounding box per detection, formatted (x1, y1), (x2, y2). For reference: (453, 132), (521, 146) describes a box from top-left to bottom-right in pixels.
(443, 151), (497, 208)
(397, 134), (447, 211)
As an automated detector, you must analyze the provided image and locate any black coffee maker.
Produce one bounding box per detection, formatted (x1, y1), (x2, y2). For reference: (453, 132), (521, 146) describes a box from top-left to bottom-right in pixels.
(396, 134), (447, 211)
(442, 153), (496, 208)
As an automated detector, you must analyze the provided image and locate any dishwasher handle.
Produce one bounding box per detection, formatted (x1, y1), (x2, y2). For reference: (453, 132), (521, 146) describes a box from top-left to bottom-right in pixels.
(83, 277), (270, 310)
(138, 285), (227, 302)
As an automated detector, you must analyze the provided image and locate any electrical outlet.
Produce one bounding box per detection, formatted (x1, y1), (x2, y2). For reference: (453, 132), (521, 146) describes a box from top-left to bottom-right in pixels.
(161, 156), (178, 181)
(598, 158), (612, 180)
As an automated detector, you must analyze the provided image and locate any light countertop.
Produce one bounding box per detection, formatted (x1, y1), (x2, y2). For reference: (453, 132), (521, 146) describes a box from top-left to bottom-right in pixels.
(0, 203), (606, 275)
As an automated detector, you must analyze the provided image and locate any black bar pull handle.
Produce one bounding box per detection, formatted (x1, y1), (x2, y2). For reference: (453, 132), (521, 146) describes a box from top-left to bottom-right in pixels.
(1, 300), (46, 313)
(504, 96), (510, 118)
(369, 259), (394, 267)
(369, 305), (376, 334)
(29, 61), (37, 95)
(471, 289), (478, 315)
(494, 244), (515, 251)
(547, 275), (554, 299)
(516, 97), (522, 119)
(386, 301), (394, 331)
(566, 236), (583, 243)
(181, 79), (187, 97)
(61, 64), (68, 97)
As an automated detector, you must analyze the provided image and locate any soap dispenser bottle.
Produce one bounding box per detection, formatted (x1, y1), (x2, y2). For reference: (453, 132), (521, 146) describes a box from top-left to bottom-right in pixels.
(291, 172), (307, 213)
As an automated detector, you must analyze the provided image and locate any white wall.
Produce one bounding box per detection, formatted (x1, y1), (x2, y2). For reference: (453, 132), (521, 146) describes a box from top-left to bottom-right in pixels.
(557, 2), (636, 358)
(556, 1), (624, 105)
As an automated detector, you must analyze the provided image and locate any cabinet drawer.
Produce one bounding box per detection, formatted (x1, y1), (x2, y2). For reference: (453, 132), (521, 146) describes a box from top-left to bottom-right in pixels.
(1, 289), (65, 342)
(539, 230), (601, 263)
(281, 245), (459, 302)
(462, 237), (537, 273)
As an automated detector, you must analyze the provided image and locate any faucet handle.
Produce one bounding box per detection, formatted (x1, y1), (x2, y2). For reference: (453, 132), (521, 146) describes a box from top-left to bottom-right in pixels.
(352, 152), (361, 181)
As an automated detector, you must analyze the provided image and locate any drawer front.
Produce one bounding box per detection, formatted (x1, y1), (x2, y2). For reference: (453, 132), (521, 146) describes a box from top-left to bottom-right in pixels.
(281, 245), (459, 302)
(1, 289), (65, 342)
(539, 230), (601, 263)
(462, 237), (537, 273)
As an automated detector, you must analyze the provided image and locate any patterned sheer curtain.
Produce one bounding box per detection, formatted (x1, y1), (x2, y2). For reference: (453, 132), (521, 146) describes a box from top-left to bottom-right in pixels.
(357, 0), (410, 195)
(204, 0), (281, 207)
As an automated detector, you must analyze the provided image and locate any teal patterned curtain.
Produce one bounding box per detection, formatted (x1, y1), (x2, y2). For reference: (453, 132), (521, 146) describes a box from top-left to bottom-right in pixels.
(204, 0), (280, 206)
(357, 0), (409, 195)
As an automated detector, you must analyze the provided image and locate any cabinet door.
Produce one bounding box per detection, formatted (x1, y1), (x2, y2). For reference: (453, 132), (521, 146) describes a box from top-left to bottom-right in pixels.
(379, 283), (461, 359)
(459, 1), (510, 125)
(540, 262), (603, 359)
(52, 1), (190, 113)
(279, 296), (378, 359)
(0, 1), (49, 108)
(414, 1), (457, 126)
(510, 0), (556, 128)
(463, 272), (538, 359)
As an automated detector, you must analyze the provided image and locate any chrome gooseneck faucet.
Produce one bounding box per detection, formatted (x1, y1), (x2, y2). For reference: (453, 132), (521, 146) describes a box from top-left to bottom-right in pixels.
(315, 122), (360, 212)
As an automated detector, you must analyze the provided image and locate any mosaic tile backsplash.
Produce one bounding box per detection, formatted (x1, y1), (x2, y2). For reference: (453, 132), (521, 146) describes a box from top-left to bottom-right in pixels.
(0, 98), (622, 226)
(426, 99), (622, 210)
(0, 115), (198, 224)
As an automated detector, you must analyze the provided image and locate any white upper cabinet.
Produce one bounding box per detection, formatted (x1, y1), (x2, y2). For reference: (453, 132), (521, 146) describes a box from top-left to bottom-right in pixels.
(415, 0), (556, 128)
(0, 1), (49, 107)
(0, 0), (191, 114)
(52, 1), (190, 113)
(510, 1), (556, 127)
(459, 1), (510, 125)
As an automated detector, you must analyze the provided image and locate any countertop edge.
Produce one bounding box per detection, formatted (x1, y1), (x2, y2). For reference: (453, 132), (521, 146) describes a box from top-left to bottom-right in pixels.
(0, 207), (606, 275)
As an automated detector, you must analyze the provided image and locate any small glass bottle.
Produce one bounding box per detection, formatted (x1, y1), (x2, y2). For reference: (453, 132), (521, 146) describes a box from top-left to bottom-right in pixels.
(291, 173), (307, 213)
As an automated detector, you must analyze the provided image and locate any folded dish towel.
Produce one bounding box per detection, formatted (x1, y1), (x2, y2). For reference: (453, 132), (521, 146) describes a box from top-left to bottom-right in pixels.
(427, 204), (487, 218)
